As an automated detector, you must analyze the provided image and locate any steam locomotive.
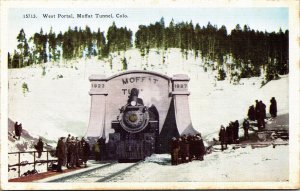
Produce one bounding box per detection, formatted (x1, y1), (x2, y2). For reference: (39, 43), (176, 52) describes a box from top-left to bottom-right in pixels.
(107, 88), (159, 162)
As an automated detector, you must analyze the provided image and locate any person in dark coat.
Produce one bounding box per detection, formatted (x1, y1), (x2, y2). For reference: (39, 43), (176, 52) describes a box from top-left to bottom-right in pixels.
(34, 138), (44, 158)
(128, 88), (144, 105)
(179, 135), (189, 163)
(78, 138), (83, 163)
(14, 122), (22, 140)
(56, 137), (66, 172)
(14, 122), (19, 140)
(196, 134), (205, 161)
(219, 125), (227, 151)
(93, 141), (100, 161)
(260, 101), (266, 119)
(270, 97), (277, 117)
(192, 135), (199, 159)
(75, 137), (80, 167)
(259, 100), (266, 129)
(98, 137), (106, 161)
(81, 139), (90, 167)
(67, 137), (77, 168)
(66, 135), (72, 168)
(255, 100), (261, 127)
(242, 119), (250, 140)
(171, 137), (180, 165)
(233, 120), (239, 143)
(187, 135), (194, 161)
(247, 105), (256, 121)
(18, 123), (22, 139)
(226, 123), (234, 144)
(66, 134), (71, 144)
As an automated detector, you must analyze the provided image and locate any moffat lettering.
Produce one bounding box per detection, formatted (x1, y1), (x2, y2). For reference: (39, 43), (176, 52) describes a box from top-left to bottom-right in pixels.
(122, 77), (158, 85)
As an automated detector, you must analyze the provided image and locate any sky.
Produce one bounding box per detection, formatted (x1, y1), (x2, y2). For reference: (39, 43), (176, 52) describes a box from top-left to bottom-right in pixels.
(7, 7), (288, 52)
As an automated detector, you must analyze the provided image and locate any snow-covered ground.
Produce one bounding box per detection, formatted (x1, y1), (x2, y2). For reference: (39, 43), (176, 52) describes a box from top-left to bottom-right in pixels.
(111, 145), (288, 182)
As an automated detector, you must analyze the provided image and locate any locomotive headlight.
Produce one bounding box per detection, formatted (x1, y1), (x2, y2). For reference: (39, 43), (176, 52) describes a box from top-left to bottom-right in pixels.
(130, 100), (137, 106)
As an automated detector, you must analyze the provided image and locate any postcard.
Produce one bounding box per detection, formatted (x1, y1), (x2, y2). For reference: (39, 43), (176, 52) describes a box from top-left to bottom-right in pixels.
(1, 0), (299, 190)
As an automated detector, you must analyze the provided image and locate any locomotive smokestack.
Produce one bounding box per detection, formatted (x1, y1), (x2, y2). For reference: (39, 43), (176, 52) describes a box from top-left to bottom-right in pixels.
(129, 88), (139, 106)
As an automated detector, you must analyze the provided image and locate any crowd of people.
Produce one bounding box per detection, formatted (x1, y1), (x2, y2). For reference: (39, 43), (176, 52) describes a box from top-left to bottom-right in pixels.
(55, 134), (90, 172)
(170, 134), (205, 165)
(247, 97), (277, 130)
(218, 120), (240, 151)
(219, 97), (278, 151)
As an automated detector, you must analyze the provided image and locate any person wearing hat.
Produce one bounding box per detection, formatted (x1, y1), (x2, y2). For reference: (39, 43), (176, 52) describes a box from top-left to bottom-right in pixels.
(233, 120), (240, 143)
(14, 122), (22, 140)
(248, 105), (256, 121)
(171, 137), (180, 165)
(258, 100), (266, 129)
(34, 138), (44, 158)
(67, 137), (77, 168)
(74, 137), (80, 167)
(243, 119), (250, 140)
(269, 97), (277, 118)
(56, 137), (66, 172)
(226, 123), (234, 144)
(128, 88), (144, 106)
(187, 134), (194, 161)
(14, 121), (19, 140)
(197, 134), (205, 161)
(179, 135), (189, 163)
(66, 134), (71, 144)
(81, 138), (90, 167)
(255, 100), (262, 128)
(219, 125), (227, 151)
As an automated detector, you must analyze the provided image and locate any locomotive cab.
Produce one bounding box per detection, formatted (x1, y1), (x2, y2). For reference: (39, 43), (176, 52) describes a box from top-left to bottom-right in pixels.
(107, 88), (159, 162)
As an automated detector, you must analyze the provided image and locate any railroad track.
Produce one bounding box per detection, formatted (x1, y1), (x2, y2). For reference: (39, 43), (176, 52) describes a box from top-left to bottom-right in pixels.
(48, 161), (142, 183)
(96, 162), (141, 182)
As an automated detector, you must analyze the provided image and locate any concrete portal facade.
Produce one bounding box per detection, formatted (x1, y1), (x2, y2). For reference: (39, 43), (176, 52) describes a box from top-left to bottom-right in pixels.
(86, 70), (198, 152)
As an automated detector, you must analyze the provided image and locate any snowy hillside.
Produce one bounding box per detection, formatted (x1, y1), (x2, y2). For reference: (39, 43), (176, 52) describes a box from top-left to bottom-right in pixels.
(8, 48), (289, 142)
(8, 118), (57, 179)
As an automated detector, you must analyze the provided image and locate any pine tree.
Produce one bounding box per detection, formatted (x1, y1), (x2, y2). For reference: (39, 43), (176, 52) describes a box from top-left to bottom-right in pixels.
(56, 31), (63, 61)
(95, 28), (106, 59)
(16, 29), (30, 67)
(40, 29), (48, 63)
(62, 27), (75, 61)
(122, 57), (128, 70)
(107, 22), (117, 53)
(84, 26), (93, 58)
(8, 52), (12, 68)
(48, 27), (57, 62)
(12, 50), (20, 68)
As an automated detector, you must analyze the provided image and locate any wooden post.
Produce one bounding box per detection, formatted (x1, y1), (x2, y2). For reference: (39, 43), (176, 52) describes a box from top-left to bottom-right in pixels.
(33, 151), (36, 171)
(18, 153), (20, 177)
(46, 151), (49, 171)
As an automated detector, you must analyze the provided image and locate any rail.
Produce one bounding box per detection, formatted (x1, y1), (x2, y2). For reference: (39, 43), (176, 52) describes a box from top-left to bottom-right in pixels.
(8, 150), (57, 178)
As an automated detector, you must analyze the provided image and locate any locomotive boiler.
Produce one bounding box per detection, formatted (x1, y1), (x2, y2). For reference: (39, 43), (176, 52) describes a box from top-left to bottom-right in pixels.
(107, 88), (159, 162)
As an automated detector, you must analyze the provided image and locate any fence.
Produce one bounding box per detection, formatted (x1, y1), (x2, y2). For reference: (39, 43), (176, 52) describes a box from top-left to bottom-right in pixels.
(8, 150), (57, 178)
